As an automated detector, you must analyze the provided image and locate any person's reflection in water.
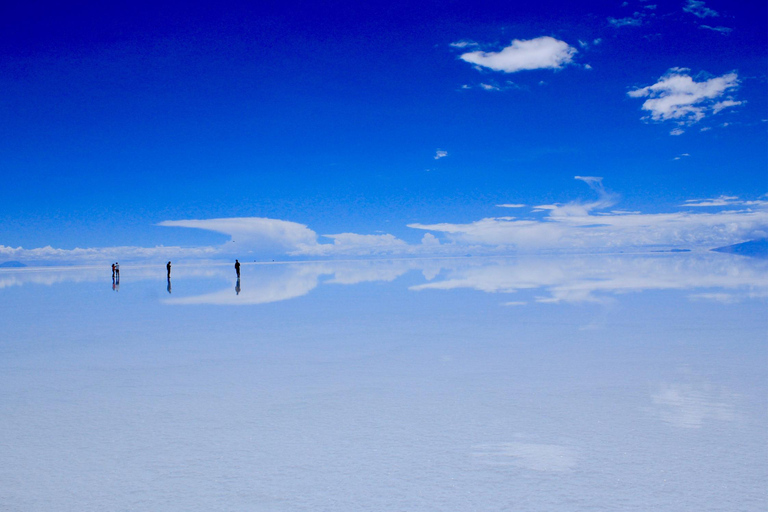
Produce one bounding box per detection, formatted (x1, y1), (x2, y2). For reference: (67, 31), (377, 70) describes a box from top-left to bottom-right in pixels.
(235, 277), (241, 295)
(112, 277), (116, 291)
(167, 277), (172, 294)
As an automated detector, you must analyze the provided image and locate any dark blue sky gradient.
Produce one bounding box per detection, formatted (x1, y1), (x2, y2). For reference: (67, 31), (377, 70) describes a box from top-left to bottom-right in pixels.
(1, 0), (765, 249)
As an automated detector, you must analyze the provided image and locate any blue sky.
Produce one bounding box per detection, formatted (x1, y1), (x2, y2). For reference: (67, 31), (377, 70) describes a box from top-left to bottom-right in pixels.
(1, 0), (766, 262)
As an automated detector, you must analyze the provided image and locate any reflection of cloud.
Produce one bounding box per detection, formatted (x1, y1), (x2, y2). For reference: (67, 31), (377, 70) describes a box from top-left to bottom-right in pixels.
(472, 442), (577, 472)
(165, 265), (324, 306)
(4, 253), (767, 308)
(163, 260), (424, 306)
(650, 381), (738, 428)
(459, 36), (577, 73)
(0, 264), (237, 289)
(410, 253), (768, 304)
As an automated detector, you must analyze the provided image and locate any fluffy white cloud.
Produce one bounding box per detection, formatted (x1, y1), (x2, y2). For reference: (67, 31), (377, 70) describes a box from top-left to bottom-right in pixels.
(627, 68), (740, 126)
(158, 217), (319, 253)
(459, 36), (577, 73)
(684, 0), (718, 18)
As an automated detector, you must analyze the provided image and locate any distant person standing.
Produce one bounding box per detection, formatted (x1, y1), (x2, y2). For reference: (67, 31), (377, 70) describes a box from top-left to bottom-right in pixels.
(235, 259), (240, 278)
(115, 262), (120, 280)
(167, 261), (172, 279)
(112, 263), (116, 279)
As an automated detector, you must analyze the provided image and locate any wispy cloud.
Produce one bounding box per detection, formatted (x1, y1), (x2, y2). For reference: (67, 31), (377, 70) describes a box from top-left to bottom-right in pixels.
(434, 149), (448, 160)
(608, 14), (644, 27)
(496, 204), (526, 208)
(450, 40), (479, 49)
(680, 195), (768, 207)
(459, 36), (577, 73)
(699, 25), (732, 35)
(627, 68), (741, 129)
(683, 0), (719, 19)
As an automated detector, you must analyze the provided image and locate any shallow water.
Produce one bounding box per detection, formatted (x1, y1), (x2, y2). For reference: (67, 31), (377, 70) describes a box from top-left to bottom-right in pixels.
(1, 254), (766, 511)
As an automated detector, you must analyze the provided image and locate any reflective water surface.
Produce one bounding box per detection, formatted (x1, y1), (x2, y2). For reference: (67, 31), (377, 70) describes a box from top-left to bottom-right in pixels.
(0, 253), (766, 510)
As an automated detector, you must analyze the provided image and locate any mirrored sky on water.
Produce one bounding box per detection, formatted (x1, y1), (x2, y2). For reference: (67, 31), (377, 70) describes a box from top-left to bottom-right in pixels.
(1, 253), (766, 510)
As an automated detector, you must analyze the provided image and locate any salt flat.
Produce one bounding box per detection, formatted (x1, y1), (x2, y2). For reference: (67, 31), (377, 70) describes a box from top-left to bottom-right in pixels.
(0, 254), (765, 511)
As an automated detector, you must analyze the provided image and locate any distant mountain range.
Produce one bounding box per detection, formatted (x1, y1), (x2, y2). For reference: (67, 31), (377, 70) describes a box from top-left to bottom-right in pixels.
(712, 239), (768, 259)
(0, 261), (27, 268)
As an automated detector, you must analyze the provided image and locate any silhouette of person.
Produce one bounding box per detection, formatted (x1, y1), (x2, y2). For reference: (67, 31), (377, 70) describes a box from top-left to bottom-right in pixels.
(115, 262), (120, 280)
(167, 261), (172, 279)
(235, 259), (240, 278)
(112, 263), (115, 279)
(235, 277), (241, 295)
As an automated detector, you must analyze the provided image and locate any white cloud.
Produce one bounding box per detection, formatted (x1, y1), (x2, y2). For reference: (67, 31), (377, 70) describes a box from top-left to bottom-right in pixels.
(673, 153), (691, 160)
(496, 204), (526, 208)
(627, 68), (740, 126)
(670, 127), (685, 135)
(683, 0), (719, 18)
(480, 83), (500, 91)
(434, 149), (448, 159)
(459, 36), (577, 73)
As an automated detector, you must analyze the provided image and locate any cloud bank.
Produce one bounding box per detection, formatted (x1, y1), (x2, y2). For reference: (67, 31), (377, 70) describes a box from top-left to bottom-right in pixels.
(2, 180), (766, 264)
